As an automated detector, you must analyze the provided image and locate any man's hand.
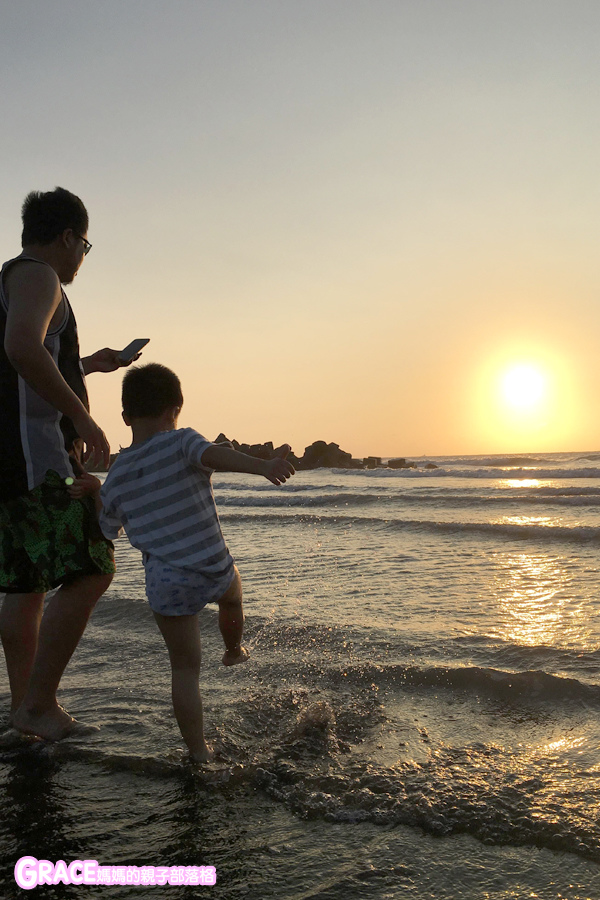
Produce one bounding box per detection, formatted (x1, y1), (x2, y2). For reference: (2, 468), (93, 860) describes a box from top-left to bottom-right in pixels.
(262, 444), (295, 486)
(72, 410), (110, 469)
(82, 347), (142, 375)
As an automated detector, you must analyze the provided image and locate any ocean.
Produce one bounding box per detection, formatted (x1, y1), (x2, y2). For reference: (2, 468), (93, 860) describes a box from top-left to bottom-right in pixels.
(2, 452), (600, 899)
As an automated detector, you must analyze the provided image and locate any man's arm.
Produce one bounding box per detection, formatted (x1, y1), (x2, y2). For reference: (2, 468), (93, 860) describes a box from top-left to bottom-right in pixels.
(3, 262), (110, 467)
(201, 444), (295, 486)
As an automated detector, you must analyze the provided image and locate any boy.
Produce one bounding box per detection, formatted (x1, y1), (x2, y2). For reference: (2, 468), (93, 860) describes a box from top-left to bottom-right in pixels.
(70, 363), (294, 762)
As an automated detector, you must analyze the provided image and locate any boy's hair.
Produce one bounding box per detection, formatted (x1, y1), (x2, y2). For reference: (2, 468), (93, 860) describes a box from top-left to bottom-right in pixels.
(122, 363), (184, 419)
(21, 187), (89, 246)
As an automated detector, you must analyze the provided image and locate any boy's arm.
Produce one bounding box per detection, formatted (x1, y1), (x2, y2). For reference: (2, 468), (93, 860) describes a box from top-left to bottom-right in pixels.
(201, 443), (295, 486)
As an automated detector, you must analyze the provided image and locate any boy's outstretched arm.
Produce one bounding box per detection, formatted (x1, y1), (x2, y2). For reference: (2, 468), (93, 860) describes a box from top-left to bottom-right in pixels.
(201, 443), (295, 485)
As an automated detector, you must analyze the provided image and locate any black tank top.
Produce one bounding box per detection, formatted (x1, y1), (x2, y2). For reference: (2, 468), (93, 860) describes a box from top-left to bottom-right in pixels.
(0, 256), (90, 502)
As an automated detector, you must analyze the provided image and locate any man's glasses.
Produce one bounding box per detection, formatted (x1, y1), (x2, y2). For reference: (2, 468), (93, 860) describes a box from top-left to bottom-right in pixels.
(76, 234), (92, 255)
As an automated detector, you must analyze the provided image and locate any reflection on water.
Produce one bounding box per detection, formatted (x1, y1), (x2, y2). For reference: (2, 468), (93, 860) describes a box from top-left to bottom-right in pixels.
(491, 550), (591, 648)
(1, 754), (82, 900)
(533, 735), (586, 756)
(497, 515), (556, 527)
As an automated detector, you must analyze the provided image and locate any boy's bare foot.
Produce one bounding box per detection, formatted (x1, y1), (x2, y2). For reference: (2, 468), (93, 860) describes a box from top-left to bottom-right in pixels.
(13, 703), (99, 742)
(189, 743), (215, 764)
(222, 646), (250, 667)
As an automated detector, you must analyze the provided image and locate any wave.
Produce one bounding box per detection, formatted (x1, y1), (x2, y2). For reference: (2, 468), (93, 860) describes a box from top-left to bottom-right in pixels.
(5, 724), (597, 867)
(3, 659), (599, 866)
(333, 466), (600, 480)
(254, 751), (600, 863)
(220, 511), (600, 545)
(217, 492), (384, 508)
(437, 456), (552, 467)
(450, 634), (600, 680)
(247, 668), (600, 861)
(385, 517), (600, 545)
(515, 494), (600, 507)
(216, 488), (600, 510)
(8, 724), (595, 864)
(245, 621), (600, 702)
(536, 485), (600, 495)
(213, 480), (341, 494)
(336, 661), (600, 704)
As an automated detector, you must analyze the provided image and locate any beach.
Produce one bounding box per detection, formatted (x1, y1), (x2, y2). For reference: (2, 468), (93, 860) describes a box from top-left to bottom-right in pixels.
(2, 453), (600, 898)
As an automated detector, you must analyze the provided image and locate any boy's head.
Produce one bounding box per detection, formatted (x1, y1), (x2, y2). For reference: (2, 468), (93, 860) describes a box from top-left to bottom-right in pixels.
(122, 363), (183, 422)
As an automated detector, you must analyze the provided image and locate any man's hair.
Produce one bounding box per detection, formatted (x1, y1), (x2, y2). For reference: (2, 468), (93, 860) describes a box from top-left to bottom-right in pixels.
(21, 187), (89, 246)
(122, 363), (184, 418)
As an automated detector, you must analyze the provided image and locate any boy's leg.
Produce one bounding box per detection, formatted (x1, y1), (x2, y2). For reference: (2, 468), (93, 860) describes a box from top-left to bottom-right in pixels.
(153, 610), (213, 763)
(0, 593), (46, 718)
(13, 572), (113, 740)
(217, 567), (249, 666)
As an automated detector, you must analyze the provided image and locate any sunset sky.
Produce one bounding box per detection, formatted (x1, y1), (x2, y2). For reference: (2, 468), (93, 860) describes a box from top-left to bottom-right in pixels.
(1, 1), (600, 457)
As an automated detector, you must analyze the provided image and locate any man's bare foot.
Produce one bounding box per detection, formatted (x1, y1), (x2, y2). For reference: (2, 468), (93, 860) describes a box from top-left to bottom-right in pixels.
(13, 703), (99, 742)
(64, 720), (101, 738)
(222, 646), (250, 667)
(0, 728), (42, 748)
(189, 743), (215, 764)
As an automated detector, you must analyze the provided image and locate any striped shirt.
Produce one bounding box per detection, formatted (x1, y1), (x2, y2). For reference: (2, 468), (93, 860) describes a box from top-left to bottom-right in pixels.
(99, 428), (234, 576)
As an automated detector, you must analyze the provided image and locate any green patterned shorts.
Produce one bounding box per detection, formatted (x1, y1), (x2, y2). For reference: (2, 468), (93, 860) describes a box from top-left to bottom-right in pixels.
(0, 470), (115, 594)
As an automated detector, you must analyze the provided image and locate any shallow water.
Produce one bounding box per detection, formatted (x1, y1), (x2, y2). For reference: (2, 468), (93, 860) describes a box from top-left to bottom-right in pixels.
(2, 454), (600, 898)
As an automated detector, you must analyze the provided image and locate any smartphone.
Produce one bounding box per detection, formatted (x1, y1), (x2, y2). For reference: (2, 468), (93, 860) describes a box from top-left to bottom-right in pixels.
(118, 338), (150, 363)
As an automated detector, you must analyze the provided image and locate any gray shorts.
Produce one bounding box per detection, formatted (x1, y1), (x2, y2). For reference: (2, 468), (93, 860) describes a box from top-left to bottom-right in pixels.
(144, 555), (236, 616)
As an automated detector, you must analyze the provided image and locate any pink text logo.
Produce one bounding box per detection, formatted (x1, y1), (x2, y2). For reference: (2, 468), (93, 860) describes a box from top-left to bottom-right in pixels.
(14, 858), (217, 889)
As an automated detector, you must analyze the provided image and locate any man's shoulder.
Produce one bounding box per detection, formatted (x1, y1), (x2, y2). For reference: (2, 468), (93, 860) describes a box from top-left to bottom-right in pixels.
(3, 257), (61, 302)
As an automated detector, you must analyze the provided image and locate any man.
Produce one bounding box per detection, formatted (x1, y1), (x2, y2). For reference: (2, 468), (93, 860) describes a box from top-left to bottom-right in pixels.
(0, 187), (139, 740)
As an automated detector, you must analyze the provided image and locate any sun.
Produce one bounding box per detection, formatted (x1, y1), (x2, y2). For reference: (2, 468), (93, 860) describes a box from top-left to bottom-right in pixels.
(500, 363), (547, 411)
(469, 343), (580, 451)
